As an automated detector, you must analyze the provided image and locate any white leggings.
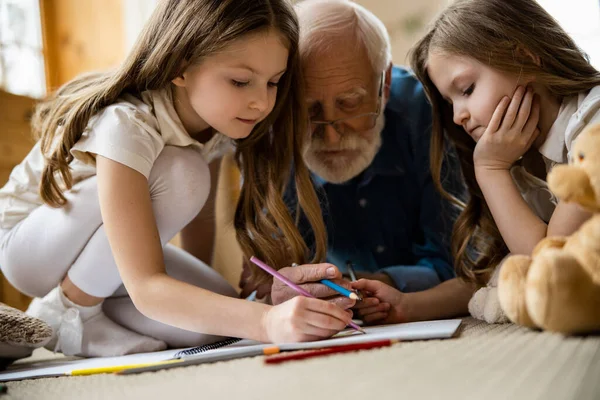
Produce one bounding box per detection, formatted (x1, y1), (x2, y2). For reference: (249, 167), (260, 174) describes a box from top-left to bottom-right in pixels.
(0, 146), (238, 347)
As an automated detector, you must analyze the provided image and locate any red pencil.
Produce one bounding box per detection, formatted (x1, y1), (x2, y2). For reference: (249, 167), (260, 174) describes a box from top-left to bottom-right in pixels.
(264, 339), (399, 365)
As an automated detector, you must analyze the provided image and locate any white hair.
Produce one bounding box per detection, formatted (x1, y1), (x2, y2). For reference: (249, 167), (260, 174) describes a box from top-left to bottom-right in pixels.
(295, 0), (392, 74)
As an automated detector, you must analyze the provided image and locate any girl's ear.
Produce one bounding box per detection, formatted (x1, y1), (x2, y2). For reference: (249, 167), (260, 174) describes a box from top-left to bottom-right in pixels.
(172, 72), (186, 87)
(384, 62), (393, 99)
(172, 61), (190, 87)
(516, 45), (541, 67)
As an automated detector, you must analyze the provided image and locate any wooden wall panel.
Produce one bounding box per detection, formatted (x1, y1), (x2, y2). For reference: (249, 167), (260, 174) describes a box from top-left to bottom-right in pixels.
(1, 1), (126, 310)
(41, 0), (125, 89)
(0, 90), (36, 310)
(0, 91), (36, 172)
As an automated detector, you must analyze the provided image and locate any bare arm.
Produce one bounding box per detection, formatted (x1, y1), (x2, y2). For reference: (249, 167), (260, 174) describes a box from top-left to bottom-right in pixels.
(477, 169), (592, 254)
(476, 169), (547, 254)
(96, 156), (269, 341)
(547, 201), (592, 237)
(351, 277), (476, 324)
(96, 156), (353, 343)
(179, 159), (220, 264)
(473, 87), (549, 255)
(402, 278), (476, 322)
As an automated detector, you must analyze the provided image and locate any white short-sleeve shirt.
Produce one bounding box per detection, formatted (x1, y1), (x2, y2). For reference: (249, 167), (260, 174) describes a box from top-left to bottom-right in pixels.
(0, 87), (233, 230)
(512, 85), (600, 222)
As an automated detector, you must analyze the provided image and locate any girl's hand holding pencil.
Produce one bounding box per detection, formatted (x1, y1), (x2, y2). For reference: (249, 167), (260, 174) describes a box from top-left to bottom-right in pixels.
(262, 296), (355, 342)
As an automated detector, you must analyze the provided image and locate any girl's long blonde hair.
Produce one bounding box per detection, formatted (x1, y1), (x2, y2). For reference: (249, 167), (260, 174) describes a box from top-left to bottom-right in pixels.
(409, 0), (600, 285)
(32, 0), (327, 281)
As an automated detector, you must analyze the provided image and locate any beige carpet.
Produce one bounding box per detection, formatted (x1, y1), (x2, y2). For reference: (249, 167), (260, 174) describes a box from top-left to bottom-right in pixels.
(3, 318), (599, 400)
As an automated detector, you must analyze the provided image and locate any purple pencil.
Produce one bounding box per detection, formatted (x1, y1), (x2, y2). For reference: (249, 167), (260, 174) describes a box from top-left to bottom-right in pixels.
(249, 256), (365, 333)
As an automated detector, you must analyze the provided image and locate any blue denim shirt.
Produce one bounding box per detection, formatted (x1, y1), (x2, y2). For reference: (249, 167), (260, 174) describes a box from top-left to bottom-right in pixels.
(288, 66), (463, 289)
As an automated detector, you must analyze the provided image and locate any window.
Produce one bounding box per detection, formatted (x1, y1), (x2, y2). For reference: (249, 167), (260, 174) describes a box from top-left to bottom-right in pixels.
(538, 0), (600, 68)
(0, 0), (45, 98)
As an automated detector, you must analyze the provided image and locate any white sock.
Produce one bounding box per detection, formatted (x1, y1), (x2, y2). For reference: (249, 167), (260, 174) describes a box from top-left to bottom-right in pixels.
(27, 286), (167, 357)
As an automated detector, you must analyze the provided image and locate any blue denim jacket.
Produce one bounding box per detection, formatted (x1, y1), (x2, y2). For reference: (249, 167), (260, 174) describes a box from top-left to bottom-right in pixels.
(288, 66), (463, 289)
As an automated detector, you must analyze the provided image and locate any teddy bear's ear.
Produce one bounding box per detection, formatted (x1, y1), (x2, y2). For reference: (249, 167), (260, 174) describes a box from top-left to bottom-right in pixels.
(573, 123), (600, 208)
(571, 124), (600, 160)
(548, 123), (600, 211)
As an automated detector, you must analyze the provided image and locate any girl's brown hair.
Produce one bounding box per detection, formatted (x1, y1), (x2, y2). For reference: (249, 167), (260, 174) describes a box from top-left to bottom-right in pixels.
(32, 0), (326, 280)
(409, 0), (600, 285)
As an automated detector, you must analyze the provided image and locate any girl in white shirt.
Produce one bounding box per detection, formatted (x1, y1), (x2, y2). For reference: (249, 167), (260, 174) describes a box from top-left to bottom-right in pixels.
(350, 0), (600, 325)
(0, 0), (350, 357)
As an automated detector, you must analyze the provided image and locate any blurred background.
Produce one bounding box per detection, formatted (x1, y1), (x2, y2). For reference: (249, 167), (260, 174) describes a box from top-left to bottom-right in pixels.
(0, 0), (599, 309)
(1, 0), (599, 100)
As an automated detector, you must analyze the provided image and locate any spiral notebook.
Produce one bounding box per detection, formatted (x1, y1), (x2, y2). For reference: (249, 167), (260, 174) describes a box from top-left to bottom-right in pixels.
(174, 337), (245, 357)
(0, 319), (461, 381)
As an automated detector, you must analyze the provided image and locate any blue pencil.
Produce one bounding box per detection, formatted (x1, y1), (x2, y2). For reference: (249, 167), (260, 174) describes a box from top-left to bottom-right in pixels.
(320, 279), (362, 300)
(292, 263), (362, 301)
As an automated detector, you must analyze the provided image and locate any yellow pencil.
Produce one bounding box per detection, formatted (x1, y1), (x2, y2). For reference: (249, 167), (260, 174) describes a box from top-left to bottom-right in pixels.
(67, 359), (183, 376)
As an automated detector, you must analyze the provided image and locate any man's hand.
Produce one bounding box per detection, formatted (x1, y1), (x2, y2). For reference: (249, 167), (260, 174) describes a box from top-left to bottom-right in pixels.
(351, 279), (406, 324)
(239, 261), (272, 300)
(271, 263), (356, 309)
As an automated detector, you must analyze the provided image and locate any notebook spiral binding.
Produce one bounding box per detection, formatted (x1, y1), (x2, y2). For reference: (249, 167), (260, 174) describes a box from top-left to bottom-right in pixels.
(174, 337), (243, 358)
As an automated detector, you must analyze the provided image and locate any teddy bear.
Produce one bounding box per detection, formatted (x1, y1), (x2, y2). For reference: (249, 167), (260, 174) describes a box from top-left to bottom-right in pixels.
(497, 123), (600, 334)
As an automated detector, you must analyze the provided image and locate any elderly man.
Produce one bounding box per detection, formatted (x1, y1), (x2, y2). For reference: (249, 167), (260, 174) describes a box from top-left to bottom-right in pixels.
(261, 0), (475, 322)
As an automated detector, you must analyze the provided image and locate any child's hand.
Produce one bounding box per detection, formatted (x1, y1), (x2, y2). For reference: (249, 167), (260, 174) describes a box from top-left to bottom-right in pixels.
(474, 86), (540, 172)
(263, 296), (352, 343)
(351, 279), (406, 324)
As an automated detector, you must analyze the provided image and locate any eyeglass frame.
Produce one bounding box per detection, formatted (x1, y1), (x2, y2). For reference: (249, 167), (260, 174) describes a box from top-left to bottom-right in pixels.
(309, 71), (385, 135)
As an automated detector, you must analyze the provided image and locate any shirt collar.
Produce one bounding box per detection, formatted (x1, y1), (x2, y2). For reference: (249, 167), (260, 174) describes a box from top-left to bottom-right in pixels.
(538, 95), (577, 164)
(149, 87), (198, 148)
(149, 87), (234, 162)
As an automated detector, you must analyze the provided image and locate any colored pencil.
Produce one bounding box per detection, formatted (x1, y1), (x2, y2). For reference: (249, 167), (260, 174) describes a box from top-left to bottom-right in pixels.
(292, 263), (362, 300)
(346, 260), (358, 281)
(117, 346), (283, 375)
(320, 279), (362, 300)
(265, 339), (398, 364)
(250, 256), (364, 333)
(345, 260), (364, 300)
(67, 359), (183, 376)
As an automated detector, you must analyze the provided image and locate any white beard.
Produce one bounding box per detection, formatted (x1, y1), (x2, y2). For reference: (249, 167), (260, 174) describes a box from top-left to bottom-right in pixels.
(302, 111), (385, 184)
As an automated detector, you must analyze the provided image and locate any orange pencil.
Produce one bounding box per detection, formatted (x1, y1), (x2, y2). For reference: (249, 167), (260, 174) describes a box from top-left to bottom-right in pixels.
(264, 339), (399, 365)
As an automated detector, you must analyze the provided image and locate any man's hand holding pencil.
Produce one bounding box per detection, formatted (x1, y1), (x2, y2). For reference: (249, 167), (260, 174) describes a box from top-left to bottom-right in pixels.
(250, 257), (365, 340)
(270, 263), (357, 310)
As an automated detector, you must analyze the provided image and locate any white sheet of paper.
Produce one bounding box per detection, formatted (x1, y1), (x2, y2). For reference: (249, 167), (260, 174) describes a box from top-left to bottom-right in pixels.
(279, 319), (462, 350)
(0, 319), (461, 381)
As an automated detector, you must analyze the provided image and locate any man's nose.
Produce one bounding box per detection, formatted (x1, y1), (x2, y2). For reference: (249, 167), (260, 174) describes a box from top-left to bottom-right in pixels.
(323, 124), (341, 146)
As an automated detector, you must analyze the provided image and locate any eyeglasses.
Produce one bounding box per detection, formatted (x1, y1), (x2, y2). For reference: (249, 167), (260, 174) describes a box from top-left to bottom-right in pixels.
(309, 72), (385, 137)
